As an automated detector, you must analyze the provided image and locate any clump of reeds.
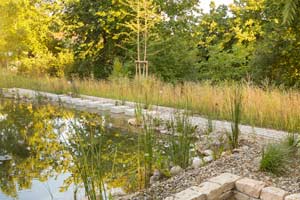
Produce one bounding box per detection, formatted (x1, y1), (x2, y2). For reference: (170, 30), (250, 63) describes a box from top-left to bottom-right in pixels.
(167, 111), (197, 169)
(65, 114), (107, 200)
(227, 86), (243, 150)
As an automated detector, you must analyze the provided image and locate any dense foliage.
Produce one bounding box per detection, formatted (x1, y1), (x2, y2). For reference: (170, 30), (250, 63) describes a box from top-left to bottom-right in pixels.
(0, 0), (300, 86)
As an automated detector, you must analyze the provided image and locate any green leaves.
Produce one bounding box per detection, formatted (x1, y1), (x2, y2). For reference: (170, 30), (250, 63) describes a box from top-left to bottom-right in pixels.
(283, 0), (300, 25)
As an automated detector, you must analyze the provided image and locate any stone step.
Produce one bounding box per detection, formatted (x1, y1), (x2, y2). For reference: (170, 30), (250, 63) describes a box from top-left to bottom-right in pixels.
(98, 103), (114, 111)
(110, 106), (130, 114)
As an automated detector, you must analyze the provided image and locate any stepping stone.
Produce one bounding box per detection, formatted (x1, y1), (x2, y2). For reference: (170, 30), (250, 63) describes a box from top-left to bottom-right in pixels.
(124, 108), (136, 116)
(73, 100), (92, 107)
(98, 103), (114, 111)
(58, 96), (72, 102)
(45, 94), (60, 101)
(110, 106), (129, 114)
(0, 155), (12, 161)
(84, 101), (102, 108)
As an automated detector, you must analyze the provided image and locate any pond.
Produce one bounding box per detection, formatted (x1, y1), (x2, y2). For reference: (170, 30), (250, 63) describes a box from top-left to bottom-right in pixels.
(0, 98), (174, 200)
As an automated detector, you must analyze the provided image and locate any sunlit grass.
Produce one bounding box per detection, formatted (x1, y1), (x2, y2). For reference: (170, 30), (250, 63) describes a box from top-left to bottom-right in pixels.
(1, 69), (300, 133)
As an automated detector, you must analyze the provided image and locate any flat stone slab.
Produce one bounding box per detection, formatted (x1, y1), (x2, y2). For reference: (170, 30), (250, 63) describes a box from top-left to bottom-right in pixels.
(124, 108), (136, 116)
(84, 101), (102, 108)
(260, 186), (287, 200)
(58, 96), (72, 102)
(110, 106), (129, 114)
(208, 173), (241, 193)
(164, 187), (206, 200)
(285, 193), (300, 200)
(45, 94), (60, 101)
(73, 100), (94, 107)
(236, 178), (266, 198)
(98, 103), (114, 111)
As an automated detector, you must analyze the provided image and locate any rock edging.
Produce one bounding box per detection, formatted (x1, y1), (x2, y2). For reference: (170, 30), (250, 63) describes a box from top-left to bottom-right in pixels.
(164, 173), (300, 200)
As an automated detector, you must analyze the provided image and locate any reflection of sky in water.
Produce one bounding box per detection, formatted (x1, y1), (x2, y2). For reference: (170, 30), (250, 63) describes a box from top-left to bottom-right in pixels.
(0, 173), (85, 200)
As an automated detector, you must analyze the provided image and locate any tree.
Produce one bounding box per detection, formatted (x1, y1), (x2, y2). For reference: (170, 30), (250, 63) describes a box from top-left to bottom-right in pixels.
(63, 0), (133, 79)
(283, 0), (300, 25)
(121, 0), (161, 78)
(196, 0), (265, 82)
(148, 0), (200, 82)
(0, 0), (73, 77)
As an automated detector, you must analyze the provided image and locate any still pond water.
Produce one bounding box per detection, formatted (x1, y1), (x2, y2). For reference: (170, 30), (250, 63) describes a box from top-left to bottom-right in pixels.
(0, 99), (169, 200)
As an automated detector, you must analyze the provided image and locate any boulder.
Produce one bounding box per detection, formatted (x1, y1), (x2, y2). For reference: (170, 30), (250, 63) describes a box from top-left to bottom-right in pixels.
(128, 118), (138, 126)
(203, 156), (213, 163)
(192, 157), (204, 169)
(170, 166), (183, 176)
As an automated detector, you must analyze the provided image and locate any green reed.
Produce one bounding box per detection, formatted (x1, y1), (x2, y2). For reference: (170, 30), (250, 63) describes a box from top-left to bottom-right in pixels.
(167, 111), (196, 169)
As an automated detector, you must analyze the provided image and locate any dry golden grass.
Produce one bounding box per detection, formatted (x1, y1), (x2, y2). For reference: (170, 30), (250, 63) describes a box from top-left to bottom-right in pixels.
(1, 69), (299, 133)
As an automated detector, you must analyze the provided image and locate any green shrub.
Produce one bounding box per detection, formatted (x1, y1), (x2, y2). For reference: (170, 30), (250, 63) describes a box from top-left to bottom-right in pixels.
(260, 143), (290, 175)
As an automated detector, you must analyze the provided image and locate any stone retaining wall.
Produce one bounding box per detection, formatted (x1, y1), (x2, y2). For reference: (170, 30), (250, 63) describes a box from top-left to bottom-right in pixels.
(0, 88), (290, 141)
(164, 173), (300, 200)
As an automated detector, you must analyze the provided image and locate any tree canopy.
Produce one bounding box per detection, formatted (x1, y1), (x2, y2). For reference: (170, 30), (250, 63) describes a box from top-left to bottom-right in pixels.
(0, 0), (299, 87)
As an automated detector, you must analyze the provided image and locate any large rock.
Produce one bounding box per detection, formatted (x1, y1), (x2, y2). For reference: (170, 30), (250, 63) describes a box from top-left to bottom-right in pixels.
(203, 156), (213, 163)
(260, 187), (287, 200)
(170, 166), (183, 176)
(285, 193), (300, 200)
(235, 178), (266, 198)
(192, 157), (204, 169)
(208, 173), (241, 193)
(128, 118), (138, 126)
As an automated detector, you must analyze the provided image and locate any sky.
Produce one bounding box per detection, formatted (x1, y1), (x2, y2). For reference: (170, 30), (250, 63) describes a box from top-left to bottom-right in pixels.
(200, 0), (234, 13)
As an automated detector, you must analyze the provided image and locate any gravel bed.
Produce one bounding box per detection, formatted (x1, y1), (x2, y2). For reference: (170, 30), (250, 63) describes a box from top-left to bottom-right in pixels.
(122, 139), (300, 200)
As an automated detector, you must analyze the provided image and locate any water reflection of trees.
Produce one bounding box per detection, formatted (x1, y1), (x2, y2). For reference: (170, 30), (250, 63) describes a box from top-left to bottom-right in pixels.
(0, 99), (142, 198)
(0, 99), (72, 198)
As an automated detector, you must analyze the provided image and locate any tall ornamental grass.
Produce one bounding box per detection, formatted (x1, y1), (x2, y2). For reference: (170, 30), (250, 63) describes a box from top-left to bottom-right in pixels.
(1, 69), (300, 133)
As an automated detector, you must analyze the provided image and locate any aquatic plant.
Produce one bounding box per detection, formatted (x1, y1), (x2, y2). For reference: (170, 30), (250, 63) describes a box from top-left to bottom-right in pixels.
(66, 115), (107, 200)
(167, 112), (196, 169)
(227, 86), (243, 150)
